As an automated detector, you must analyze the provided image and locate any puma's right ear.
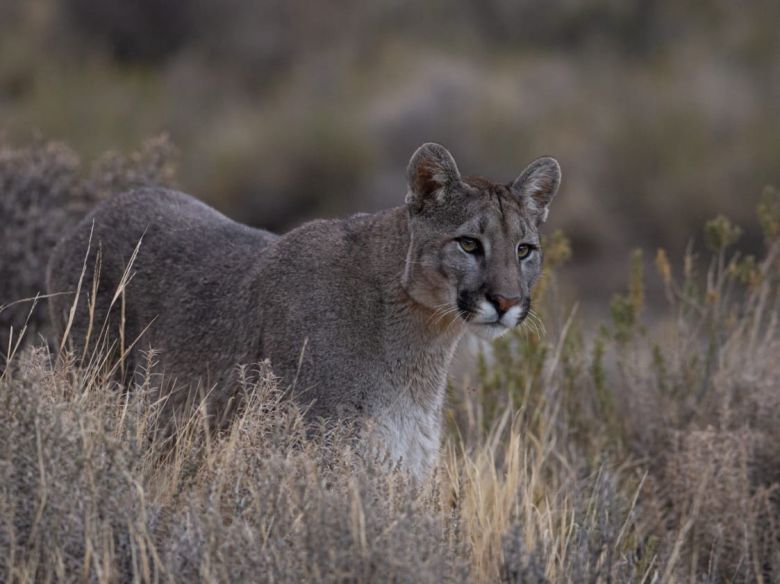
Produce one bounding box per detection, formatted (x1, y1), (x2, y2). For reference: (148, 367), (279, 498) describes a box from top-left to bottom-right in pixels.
(406, 143), (461, 212)
(511, 156), (561, 224)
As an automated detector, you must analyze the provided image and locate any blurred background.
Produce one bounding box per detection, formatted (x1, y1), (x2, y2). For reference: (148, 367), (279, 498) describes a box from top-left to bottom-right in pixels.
(1, 0), (779, 312)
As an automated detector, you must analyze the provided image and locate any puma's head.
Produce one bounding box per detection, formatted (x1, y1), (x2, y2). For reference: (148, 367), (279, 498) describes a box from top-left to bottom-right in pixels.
(402, 142), (561, 340)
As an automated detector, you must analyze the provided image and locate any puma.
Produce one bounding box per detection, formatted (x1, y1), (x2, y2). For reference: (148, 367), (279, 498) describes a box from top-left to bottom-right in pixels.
(48, 143), (561, 477)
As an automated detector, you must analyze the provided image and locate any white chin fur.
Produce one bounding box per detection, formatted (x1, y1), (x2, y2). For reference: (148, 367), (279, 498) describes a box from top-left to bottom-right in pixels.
(467, 322), (510, 341)
(500, 305), (523, 328)
(470, 300), (499, 324)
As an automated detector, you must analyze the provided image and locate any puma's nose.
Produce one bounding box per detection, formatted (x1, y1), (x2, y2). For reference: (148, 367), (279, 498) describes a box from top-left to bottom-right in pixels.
(487, 293), (522, 316)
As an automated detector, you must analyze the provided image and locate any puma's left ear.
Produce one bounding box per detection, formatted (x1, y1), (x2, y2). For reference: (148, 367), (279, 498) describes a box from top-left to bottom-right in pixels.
(511, 156), (561, 224)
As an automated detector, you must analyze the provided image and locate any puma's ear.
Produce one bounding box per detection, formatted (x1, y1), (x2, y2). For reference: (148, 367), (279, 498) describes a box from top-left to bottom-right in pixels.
(511, 156), (561, 224)
(406, 143), (461, 212)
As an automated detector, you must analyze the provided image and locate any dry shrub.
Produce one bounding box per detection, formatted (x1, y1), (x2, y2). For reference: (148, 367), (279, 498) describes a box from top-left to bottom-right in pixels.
(581, 200), (780, 581)
(664, 428), (777, 580)
(0, 348), (472, 582)
(0, 346), (162, 581)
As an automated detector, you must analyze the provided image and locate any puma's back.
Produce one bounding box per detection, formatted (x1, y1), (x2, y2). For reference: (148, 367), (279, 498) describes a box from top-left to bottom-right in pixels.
(48, 188), (279, 412)
(48, 143), (561, 476)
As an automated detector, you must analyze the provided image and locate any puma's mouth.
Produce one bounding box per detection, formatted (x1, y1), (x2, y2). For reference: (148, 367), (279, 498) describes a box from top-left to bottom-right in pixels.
(458, 298), (528, 327)
(470, 312), (528, 325)
(457, 295), (531, 340)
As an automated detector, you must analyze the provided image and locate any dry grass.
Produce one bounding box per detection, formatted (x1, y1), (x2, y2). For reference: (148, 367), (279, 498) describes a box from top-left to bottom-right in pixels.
(1, 142), (780, 582)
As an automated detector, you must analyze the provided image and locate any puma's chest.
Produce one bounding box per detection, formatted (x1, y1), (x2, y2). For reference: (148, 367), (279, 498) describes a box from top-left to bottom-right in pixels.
(372, 388), (445, 478)
(368, 351), (452, 478)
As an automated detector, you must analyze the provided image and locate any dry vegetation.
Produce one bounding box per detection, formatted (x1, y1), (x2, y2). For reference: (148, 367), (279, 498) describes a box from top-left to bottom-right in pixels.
(1, 141), (779, 582)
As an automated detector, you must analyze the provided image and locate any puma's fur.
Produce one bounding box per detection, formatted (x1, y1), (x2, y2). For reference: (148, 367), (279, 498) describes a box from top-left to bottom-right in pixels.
(48, 143), (561, 478)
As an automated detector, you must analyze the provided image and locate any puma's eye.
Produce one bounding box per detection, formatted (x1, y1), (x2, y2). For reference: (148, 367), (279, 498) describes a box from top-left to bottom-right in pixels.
(458, 237), (480, 254)
(517, 244), (533, 260)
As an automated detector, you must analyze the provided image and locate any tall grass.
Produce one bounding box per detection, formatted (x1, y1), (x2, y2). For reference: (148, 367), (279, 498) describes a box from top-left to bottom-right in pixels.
(1, 144), (779, 581)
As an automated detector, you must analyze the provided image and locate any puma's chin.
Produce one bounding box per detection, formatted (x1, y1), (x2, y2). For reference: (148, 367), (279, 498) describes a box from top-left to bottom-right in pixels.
(467, 322), (511, 341)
